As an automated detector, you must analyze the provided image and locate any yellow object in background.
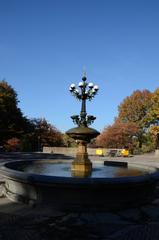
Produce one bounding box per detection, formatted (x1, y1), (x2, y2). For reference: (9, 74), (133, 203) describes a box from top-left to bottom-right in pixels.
(96, 149), (104, 156)
(121, 149), (129, 157)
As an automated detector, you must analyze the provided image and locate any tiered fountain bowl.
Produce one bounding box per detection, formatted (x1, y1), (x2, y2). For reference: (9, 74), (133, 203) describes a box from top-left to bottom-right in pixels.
(0, 74), (159, 211)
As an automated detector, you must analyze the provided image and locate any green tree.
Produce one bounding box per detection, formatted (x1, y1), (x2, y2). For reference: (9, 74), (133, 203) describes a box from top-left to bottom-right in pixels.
(0, 80), (31, 145)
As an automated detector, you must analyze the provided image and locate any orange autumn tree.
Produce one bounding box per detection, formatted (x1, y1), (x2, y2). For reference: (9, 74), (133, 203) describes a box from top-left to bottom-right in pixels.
(118, 89), (153, 148)
(5, 138), (20, 152)
(118, 89), (152, 126)
(146, 88), (159, 149)
(30, 118), (63, 150)
(96, 121), (139, 149)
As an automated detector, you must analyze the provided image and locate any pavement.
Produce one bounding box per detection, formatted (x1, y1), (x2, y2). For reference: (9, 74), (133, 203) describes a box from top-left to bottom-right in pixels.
(0, 152), (159, 239)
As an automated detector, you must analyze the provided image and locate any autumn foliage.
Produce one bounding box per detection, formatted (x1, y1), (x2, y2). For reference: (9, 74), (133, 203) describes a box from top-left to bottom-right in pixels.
(5, 138), (20, 152)
(30, 118), (63, 149)
(118, 89), (152, 127)
(146, 88), (159, 122)
(96, 121), (139, 149)
(97, 88), (159, 151)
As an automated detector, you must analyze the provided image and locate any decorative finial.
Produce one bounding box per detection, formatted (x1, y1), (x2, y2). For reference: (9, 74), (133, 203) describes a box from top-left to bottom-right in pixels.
(82, 68), (87, 81)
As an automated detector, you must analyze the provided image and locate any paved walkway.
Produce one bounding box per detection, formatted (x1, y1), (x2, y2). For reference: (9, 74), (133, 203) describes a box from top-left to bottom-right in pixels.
(0, 152), (159, 239)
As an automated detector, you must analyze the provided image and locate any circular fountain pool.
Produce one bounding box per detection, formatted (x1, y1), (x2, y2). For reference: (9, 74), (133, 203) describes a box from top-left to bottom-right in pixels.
(4, 160), (155, 178)
(1, 159), (159, 211)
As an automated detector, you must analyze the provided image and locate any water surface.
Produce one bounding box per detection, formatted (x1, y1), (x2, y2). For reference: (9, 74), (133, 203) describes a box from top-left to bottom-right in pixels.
(16, 161), (154, 178)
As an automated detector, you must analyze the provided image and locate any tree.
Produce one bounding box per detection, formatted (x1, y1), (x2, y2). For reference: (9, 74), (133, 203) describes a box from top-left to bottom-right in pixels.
(118, 89), (153, 147)
(148, 125), (159, 149)
(146, 88), (159, 149)
(96, 121), (139, 150)
(147, 88), (159, 120)
(0, 80), (64, 151)
(0, 80), (31, 144)
(30, 118), (63, 150)
(62, 134), (77, 147)
(118, 89), (152, 126)
(4, 138), (20, 152)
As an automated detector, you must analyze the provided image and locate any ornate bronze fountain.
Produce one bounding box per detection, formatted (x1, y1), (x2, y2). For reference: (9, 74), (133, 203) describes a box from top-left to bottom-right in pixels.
(0, 74), (159, 210)
(66, 73), (100, 176)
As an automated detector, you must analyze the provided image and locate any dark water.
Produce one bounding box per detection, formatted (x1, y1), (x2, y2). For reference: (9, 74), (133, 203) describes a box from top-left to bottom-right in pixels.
(17, 162), (154, 178)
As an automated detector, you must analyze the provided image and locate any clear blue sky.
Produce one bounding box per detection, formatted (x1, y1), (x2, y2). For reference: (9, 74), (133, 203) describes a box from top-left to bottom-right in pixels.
(0, 0), (159, 132)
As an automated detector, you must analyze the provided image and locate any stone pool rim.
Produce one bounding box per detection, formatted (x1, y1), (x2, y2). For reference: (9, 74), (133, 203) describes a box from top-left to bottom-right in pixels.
(0, 159), (159, 185)
(1, 159), (159, 210)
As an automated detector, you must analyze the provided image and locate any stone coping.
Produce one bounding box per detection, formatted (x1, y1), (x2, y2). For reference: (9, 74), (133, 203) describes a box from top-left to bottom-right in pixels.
(0, 159), (159, 185)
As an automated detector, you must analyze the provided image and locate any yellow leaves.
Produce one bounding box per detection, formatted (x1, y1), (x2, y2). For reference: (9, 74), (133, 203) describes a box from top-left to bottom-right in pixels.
(150, 125), (159, 135)
(118, 89), (152, 124)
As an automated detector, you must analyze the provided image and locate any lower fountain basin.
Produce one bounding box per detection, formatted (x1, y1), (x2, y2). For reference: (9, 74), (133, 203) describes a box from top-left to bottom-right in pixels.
(0, 159), (159, 211)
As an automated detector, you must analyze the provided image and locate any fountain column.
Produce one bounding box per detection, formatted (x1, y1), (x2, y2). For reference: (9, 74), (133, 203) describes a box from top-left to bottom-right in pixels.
(66, 73), (99, 176)
(71, 140), (92, 175)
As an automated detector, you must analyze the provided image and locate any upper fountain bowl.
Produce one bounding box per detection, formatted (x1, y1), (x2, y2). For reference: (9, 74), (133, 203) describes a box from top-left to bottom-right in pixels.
(66, 126), (100, 142)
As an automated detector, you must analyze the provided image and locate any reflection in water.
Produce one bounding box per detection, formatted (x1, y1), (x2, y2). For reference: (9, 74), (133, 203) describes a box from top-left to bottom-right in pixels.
(71, 170), (92, 178)
(115, 168), (147, 177)
(16, 162), (154, 178)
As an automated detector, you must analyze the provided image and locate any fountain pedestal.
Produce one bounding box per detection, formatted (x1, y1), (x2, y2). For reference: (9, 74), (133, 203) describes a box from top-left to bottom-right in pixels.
(66, 74), (100, 176)
(71, 140), (92, 176)
(66, 126), (99, 177)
